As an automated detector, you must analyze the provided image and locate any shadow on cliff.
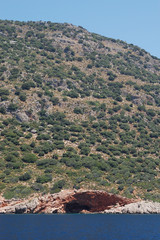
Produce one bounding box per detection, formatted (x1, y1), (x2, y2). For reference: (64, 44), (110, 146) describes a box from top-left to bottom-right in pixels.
(64, 191), (132, 213)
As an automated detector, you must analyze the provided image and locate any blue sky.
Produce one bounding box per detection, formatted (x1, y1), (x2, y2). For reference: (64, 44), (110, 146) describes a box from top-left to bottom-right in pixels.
(1, 0), (160, 58)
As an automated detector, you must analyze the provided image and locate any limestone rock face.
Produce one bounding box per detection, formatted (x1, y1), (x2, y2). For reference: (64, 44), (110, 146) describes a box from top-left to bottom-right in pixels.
(26, 198), (39, 212)
(104, 201), (160, 214)
(0, 197), (39, 214)
(0, 190), (134, 214)
(15, 204), (27, 214)
(14, 198), (39, 213)
(3, 191), (160, 214)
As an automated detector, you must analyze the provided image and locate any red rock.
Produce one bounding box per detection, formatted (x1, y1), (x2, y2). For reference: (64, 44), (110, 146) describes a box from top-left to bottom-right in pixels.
(0, 189), (136, 214)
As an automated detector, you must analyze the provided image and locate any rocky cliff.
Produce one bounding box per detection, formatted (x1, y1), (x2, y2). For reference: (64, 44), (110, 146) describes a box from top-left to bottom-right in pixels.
(1, 189), (159, 214)
(0, 189), (135, 214)
(104, 201), (160, 214)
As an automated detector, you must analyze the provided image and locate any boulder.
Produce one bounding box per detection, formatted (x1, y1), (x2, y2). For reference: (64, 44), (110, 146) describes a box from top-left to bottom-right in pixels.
(15, 111), (29, 122)
(26, 198), (39, 212)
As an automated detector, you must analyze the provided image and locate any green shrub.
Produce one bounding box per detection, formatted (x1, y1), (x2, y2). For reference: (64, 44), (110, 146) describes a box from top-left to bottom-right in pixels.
(36, 174), (52, 183)
(3, 185), (32, 199)
(21, 81), (35, 90)
(70, 125), (83, 132)
(6, 162), (22, 169)
(36, 134), (50, 140)
(67, 90), (79, 98)
(0, 183), (6, 192)
(54, 140), (64, 149)
(36, 158), (57, 168)
(19, 93), (27, 101)
(50, 179), (65, 193)
(0, 88), (9, 96)
(19, 172), (31, 181)
(25, 133), (32, 139)
(138, 105), (146, 111)
(5, 154), (17, 162)
(80, 147), (90, 155)
(107, 71), (117, 81)
(115, 96), (123, 102)
(20, 144), (32, 152)
(146, 109), (156, 117)
(8, 103), (18, 112)
(22, 153), (38, 163)
(31, 183), (44, 192)
(0, 107), (6, 114)
(78, 143), (90, 155)
(74, 107), (83, 114)
(51, 97), (59, 105)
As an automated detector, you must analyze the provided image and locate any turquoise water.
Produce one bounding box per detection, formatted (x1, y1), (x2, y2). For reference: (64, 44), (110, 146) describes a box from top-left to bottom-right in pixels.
(0, 214), (160, 240)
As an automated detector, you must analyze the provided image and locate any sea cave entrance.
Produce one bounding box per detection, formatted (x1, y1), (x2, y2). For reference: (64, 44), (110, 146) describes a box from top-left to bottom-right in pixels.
(65, 201), (91, 213)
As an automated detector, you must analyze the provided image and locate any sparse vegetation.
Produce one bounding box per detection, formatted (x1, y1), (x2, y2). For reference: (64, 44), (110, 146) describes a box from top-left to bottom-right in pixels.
(0, 20), (160, 201)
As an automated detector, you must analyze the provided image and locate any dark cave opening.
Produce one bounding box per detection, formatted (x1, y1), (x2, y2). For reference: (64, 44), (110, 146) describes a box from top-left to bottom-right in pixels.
(65, 201), (91, 213)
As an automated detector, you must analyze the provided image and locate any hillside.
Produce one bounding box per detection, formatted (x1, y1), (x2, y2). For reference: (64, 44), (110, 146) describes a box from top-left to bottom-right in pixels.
(0, 20), (160, 201)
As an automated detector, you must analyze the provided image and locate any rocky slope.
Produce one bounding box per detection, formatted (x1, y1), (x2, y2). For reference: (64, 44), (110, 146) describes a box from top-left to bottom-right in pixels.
(0, 20), (160, 202)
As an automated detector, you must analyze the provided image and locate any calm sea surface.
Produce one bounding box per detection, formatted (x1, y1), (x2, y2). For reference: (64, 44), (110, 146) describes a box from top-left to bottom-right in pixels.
(0, 214), (160, 240)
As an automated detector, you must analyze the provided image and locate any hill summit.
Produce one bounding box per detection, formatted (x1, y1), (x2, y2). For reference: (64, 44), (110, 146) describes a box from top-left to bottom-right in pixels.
(0, 20), (160, 201)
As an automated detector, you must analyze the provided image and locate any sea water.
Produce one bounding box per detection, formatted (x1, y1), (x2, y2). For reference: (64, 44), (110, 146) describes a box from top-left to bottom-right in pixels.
(0, 214), (160, 240)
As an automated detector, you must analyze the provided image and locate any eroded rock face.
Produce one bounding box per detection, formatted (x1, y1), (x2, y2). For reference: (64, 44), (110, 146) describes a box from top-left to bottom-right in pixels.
(0, 190), (136, 214)
(63, 191), (133, 213)
(104, 201), (160, 214)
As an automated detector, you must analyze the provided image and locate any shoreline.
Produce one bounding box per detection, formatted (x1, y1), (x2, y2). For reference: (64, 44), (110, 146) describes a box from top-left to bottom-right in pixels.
(0, 189), (159, 214)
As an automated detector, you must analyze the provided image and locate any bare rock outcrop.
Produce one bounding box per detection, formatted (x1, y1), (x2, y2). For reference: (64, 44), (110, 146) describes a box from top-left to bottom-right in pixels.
(121, 90), (155, 106)
(0, 189), (134, 214)
(104, 201), (160, 214)
(4, 190), (159, 214)
(0, 198), (39, 214)
(15, 111), (29, 122)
